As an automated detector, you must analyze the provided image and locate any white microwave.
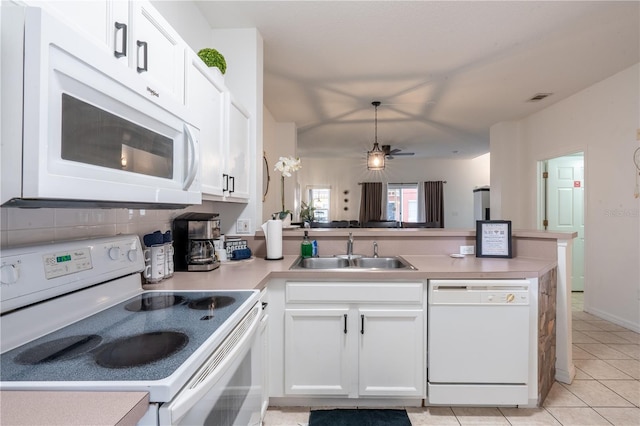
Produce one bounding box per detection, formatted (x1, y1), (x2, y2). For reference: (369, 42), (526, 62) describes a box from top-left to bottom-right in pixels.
(1, 6), (201, 208)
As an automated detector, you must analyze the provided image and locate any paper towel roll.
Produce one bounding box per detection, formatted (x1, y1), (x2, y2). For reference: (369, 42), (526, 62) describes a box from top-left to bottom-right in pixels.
(264, 219), (283, 259)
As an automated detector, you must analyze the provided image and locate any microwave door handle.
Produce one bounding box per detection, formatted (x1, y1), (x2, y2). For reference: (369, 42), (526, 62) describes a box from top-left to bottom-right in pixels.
(183, 124), (199, 190)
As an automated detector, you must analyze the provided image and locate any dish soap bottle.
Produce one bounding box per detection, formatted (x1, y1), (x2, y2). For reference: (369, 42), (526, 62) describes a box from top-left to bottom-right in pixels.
(301, 231), (313, 258)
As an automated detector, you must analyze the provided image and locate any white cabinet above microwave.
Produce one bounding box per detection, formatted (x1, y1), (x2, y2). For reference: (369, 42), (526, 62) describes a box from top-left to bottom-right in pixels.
(1, 6), (200, 208)
(25, 0), (186, 104)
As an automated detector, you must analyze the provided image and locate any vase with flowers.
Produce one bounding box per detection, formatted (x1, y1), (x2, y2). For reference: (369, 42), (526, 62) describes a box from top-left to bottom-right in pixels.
(274, 156), (302, 225)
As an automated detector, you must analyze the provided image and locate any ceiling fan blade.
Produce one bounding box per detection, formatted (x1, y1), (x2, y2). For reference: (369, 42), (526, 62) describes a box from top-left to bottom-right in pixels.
(393, 152), (415, 156)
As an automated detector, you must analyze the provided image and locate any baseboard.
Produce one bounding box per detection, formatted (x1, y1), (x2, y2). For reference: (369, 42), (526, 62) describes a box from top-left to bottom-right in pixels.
(555, 363), (576, 385)
(268, 396), (423, 408)
(584, 306), (640, 333)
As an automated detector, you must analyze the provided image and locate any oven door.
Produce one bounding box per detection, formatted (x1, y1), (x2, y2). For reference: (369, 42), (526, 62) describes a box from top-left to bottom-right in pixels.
(158, 304), (263, 426)
(17, 7), (200, 208)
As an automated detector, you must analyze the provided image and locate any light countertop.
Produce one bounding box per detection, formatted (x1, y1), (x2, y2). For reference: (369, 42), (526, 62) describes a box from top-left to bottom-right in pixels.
(0, 391), (149, 426)
(147, 254), (557, 292)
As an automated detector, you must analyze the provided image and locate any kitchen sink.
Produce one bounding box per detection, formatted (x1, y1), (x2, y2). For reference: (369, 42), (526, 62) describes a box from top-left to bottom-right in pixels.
(295, 257), (351, 269)
(290, 256), (416, 270)
(352, 257), (413, 269)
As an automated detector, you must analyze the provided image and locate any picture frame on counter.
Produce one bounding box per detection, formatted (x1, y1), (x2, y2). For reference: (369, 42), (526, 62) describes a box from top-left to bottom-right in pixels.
(476, 220), (513, 258)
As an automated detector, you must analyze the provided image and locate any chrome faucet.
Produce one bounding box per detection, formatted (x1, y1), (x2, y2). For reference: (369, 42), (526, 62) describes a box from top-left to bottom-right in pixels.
(373, 241), (378, 258)
(346, 232), (354, 257)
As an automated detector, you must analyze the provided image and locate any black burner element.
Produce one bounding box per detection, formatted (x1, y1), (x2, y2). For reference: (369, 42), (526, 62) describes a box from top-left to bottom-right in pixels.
(15, 335), (103, 365)
(125, 294), (185, 312)
(95, 331), (188, 368)
(188, 296), (236, 310)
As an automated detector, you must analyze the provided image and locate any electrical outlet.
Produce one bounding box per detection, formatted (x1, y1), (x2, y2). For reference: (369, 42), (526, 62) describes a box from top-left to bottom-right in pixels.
(460, 245), (475, 255)
(236, 219), (250, 234)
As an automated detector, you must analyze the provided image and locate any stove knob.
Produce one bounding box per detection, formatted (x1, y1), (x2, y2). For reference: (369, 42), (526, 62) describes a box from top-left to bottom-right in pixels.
(108, 247), (121, 260)
(127, 250), (138, 262)
(1, 264), (19, 285)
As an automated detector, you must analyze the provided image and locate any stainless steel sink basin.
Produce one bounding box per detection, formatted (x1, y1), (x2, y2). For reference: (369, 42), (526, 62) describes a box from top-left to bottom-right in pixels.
(290, 255), (416, 270)
(295, 257), (351, 269)
(352, 257), (414, 269)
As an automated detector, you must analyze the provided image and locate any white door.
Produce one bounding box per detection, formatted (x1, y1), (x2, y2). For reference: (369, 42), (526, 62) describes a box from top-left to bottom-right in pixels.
(547, 155), (585, 291)
(284, 308), (351, 396)
(358, 309), (424, 397)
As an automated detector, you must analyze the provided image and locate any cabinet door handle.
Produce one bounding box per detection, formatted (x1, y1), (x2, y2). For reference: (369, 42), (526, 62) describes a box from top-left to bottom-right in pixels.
(360, 314), (365, 334)
(114, 22), (127, 58)
(137, 40), (148, 73)
(229, 176), (235, 194)
(343, 314), (348, 334)
(223, 174), (229, 192)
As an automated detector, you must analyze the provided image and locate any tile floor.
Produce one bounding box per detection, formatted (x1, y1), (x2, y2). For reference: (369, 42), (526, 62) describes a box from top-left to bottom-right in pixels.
(263, 293), (640, 425)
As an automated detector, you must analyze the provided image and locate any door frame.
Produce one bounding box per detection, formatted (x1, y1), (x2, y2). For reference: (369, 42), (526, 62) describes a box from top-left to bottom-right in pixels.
(537, 151), (586, 294)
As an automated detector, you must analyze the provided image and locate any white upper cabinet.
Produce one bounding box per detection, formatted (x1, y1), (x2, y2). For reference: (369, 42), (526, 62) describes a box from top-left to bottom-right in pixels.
(29, 0), (185, 103)
(129, 1), (185, 103)
(186, 52), (227, 198)
(225, 96), (251, 201)
(27, 1), (128, 61)
(186, 54), (252, 202)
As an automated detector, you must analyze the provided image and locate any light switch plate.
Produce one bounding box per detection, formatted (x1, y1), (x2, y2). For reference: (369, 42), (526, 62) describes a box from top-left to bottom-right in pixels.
(460, 245), (475, 255)
(236, 219), (251, 234)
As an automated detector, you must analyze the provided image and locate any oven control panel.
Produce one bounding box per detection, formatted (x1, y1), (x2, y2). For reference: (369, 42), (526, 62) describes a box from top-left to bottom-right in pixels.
(43, 247), (93, 279)
(0, 235), (144, 314)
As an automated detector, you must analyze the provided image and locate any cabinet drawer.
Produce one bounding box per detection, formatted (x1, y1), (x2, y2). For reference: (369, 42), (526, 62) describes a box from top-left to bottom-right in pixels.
(286, 282), (424, 304)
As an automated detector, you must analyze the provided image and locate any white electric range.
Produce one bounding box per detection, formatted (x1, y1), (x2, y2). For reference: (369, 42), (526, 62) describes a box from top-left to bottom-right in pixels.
(0, 235), (263, 425)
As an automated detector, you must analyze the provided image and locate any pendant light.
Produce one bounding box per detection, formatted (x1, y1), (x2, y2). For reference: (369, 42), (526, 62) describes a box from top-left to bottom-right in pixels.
(367, 101), (385, 171)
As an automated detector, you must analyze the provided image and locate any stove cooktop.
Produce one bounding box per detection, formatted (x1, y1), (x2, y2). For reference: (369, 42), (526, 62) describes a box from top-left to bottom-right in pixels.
(0, 290), (256, 383)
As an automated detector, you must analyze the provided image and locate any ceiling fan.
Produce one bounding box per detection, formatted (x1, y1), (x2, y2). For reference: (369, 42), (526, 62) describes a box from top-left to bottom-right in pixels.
(382, 145), (415, 159)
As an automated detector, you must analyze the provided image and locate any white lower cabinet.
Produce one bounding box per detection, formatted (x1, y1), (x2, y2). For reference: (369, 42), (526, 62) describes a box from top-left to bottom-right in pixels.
(358, 308), (424, 396)
(281, 281), (425, 399)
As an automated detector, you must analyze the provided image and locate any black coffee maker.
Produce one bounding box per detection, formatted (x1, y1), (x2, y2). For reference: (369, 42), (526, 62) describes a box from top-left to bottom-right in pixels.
(173, 213), (221, 271)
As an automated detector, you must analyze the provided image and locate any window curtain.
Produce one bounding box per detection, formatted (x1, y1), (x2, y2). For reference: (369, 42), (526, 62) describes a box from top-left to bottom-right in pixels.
(423, 181), (445, 227)
(416, 182), (426, 222)
(380, 182), (388, 220)
(359, 182), (383, 223)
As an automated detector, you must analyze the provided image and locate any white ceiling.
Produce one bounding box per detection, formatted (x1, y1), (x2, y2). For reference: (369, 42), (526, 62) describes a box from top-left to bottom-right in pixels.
(196, 1), (639, 159)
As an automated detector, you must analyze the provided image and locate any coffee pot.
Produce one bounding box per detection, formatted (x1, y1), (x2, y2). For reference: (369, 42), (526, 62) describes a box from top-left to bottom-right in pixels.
(188, 239), (215, 265)
(173, 213), (220, 271)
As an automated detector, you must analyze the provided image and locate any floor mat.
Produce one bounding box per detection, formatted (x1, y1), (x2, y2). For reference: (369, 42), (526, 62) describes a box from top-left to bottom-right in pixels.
(308, 408), (412, 426)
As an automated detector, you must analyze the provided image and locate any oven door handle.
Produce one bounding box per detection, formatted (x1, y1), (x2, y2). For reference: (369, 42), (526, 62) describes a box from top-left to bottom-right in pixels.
(159, 304), (261, 424)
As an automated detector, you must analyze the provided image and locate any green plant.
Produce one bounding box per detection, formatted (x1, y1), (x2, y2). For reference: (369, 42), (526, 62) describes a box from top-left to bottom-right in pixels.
(197, 48), (227, 74)
(300, 200), (316, 223)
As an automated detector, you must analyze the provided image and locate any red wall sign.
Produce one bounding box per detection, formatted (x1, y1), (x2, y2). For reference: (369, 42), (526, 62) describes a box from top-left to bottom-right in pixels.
(574, 181), (581, 188)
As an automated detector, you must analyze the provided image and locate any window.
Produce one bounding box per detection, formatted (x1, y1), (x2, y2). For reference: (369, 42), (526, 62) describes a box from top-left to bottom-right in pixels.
(387, 184), (418, 222)
(307, 187), (330, 222)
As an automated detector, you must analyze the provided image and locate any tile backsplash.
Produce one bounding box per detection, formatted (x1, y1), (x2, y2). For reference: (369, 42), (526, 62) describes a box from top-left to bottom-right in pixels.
(0, 202), (224, 248)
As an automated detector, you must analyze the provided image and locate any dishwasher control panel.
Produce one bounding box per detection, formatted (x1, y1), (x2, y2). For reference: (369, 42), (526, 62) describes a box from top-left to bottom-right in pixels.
(429, 279), (530, 305)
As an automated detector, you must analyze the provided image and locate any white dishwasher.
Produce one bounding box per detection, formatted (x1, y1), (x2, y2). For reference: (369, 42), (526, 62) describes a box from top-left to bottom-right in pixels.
(428, 279), (530, 406)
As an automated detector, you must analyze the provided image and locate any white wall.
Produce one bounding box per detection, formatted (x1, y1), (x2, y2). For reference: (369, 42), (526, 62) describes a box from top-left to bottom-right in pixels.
(262, 108), (297, 223)
(150, 0), (211, 53)
(491, 63), (640, 331)
(297, 154), (490, 228)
